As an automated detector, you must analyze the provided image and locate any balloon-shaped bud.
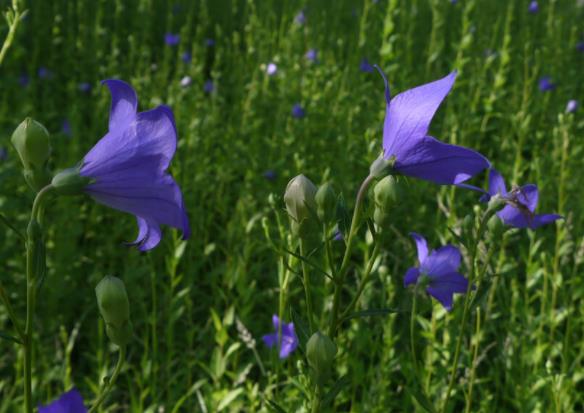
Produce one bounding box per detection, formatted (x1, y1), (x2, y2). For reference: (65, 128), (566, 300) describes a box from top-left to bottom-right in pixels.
(306, 331), (337, 385)
(315, 182), (336, 223)
(373, 176), (402, 227)
(95, 276), (132, 347)
(52, 166), (92, 195)
(284, 174), (317, 238)
(11, 118), (52, 191)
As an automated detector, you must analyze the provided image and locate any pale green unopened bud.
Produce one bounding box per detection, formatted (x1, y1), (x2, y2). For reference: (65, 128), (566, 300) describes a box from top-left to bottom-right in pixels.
(51, 166), (92, 195)
(11, 118), (51, 170)
(373, 176), (402, 227)
(95, 275), (132, 347)
(306, 331), (337, 385)
(284, 174), (317, 238)
(315, 182), (336, 223)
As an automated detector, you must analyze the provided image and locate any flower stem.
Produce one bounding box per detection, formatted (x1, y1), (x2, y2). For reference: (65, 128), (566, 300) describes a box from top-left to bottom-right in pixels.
(300, 240), (315, 332)
(88, 346), (126, 413)
(0, 1), (26, 67)
(410, 290), (419, 375)
(311, 384), (322, 413)
(328, 174), (375, 338)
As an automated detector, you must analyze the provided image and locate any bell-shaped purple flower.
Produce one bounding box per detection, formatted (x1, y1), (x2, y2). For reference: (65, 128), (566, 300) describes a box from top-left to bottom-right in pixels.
(77, 80), (190, 251)
(291, 103), (306, 118)
(294, 10), (306, 25)
(376, 67), (490, 184)
(404, 233), (469, 311)
(360, 58), (375, 73)
(262, 315), (298, 359)
(539, 76), (555, 92)
(164, 33), (180, 46)
(39, 389), (87, 413)
(528, 1), (539, 13)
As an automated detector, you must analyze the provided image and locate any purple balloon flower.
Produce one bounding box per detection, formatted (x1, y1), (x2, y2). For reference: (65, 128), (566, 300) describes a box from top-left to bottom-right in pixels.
(375, 67), (490, 184)
(262, 315), (298, 359)
(39, 389), (87, 413)
(263, 169), (277, 181)
(566, 99), (578, 113)
(577, 41), (584, 53)
(204, 80), (215, 93)
(360, 58), (375, 73)
(205, 38), (215, 47)
(266, 62), (278, 76)
(305, 48), (318, 63)
(164, 33), (180, 46)
(77, 80), (190, 251)
(180, 76), (192, 88)
(62, 119), (72, 137)
(528, 1), (539, 13)
(404, 233), (469, 311)
(19, 73), (29, 87)
(181, 51), (192, 63)
(78, 82), (92, 93)
(291, 103), (305, 118)
(38, 67), (52, 79)
(538, 76), (555, 92)
(294, 10), (306, 25)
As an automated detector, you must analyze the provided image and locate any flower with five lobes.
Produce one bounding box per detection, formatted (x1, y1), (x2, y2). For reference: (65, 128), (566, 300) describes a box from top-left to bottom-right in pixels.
(404, 233), (469, 311)
(262, 315), (299, 359)
(52, 79), (190, 251)
(375, 67), (490, 184)
(39, 388), (86, 413)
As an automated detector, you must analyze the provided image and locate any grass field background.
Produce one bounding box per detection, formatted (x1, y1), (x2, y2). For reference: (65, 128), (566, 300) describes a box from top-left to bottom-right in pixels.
(0, 0), (583, 411)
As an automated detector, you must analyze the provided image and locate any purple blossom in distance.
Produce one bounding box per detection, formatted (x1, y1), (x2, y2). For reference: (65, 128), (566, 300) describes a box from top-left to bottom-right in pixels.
(360, 58), (375, 73)
(305, 49), (318, 63)
(539, 76), (555, 92)
(333, 228), (344, 242)
(204, 80), (214, 93)
(38, 67), (52, 79)
(205, 38), (215, 47)
(266, 62), (278, 76)
(180, 76), (192, 88)
(77, 80), (190, 251)
(291, 103), (305, 118)
(528, 1), (539, 13)
(39, 388), (87, 413)
(404, 233), (469, 311)
(78, 82), (92, 93)
(262, 315), (298, 359)
(164, 33), (180, 46)
(19, 73), (29, 87)
(577, 41), (584, 53)
(375, 66), (490, 184)
(566, 100), (578, 113)
(263, 169), (277, 181)
(294, 10), (306, 25)
(181, 52), (192, 63)
(0, 147), (7, 161)
(62, 119), (72, 137)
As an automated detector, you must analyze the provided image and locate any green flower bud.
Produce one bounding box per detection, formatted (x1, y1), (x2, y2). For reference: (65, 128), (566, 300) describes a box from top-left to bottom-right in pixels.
(369, 153), (394, 178)
(95, 276), (132, 347)
(315, 182), (336, 223)
(51, 166), (92, 195)
(306, 331), (337, 385)
(373, 176), (402, 227)
(284, 174), (317, 238)
(11, 118), (52, 191)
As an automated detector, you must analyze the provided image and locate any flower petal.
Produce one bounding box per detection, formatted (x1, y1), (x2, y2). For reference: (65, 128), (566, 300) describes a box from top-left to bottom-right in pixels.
(102, 79), (138, 132)
(426, 272), (468, 311)
(404, 267), (420, 287)
(383, 72), (457, 161)
(530, 214), (562, 228)
(272, 314), (281, 331)
(395, 136), (490, 184)
(497, 205), (530, 228)
(130, 217), (162, 251)
(421, 245), (461, 277)
(488, 169), (507, 197)
(279, 334), (298, 359)
(515, 184), (538, 213)
(39, 389), (87, 413)
(262, 333), (278, 348)
(409, 232), (428, 263)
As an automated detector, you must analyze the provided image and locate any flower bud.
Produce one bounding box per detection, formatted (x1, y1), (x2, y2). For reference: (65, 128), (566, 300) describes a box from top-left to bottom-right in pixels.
(315, 182), (336, 223)
(369, 153), (394, 178)
(11, 118), (52, 191)
(284, 174), (317, 238)
(51, 166), (92, 195)
(306, 331), (337, 385)
(373, 176), (402, 227)
(95, 276), (132, 347)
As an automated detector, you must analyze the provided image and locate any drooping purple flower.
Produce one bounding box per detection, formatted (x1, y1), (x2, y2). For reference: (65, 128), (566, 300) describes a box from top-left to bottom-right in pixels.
(39, 389), (87, 413)
(0, 147), (7, 161)
(204, 80), (214, 93)
(266, 62), (278, 76)
(78, 82), (92, 93)
(164, 33), (180, 46)
(375, 66), (490, 184)
(294, 10), (306, 25)
(360, 58), (375, 73)
(77, 80), (190, 251)
(62, 119), (72, 137)
(181, 51), (192, 63)
(465, 169), (562, 229)
(263, 169), (277, 181)
(305, 48), (318, 63)
(38, 67), (52, 79)
(205, 38), (215, 47)
(180, 76), (192, 88)
(404, 233), (469, 311)
(291, 103), (306, 118)
(528, 1), (539, 13)
(19, 73), (29, 87)
(538, 76), (555, 92)
(566, 99), (578, 113)
(262, 315), (298, 359)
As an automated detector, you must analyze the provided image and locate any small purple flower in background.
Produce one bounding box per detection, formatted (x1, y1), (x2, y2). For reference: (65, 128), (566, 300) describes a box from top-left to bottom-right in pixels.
(305, 48), (318, 63)
(263, 169), (277, 181)
(164, 33), (180, 46)
(450, 0), (458, 4)
(75, 80), (190, 250)
(333, 228), (344, 242)
(528, 1), (539, 13)
(566, 99), (578, 113)
(205, 38), (215, 47)
(577, 41), (584, 53)
(538, 76), (555, 92)
(180, 76), (192, 88)
(78, 82), (91, 93)
(404, 233), (469, 311)
(360, 58), (375, 73)
(0, 147), (7, 161)
(62, 119), (72, 137)
(204, 80), (214, 93)
(39, 388), (87, 413)
(294, 9), (306, 25)
(291, 103), (306, 118)
(266, 62), (278, 76)
(375, 66), (490, 184)
(181, 51), (192, 63)
(38, 67), (52, 79)
(19, 73), (29, 87)
(262, 315), (298, 359)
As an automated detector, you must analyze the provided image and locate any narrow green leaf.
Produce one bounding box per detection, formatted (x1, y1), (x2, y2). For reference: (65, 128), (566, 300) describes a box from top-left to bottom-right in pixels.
(0, 330), (23, 345)
(264, 399), (287, 413)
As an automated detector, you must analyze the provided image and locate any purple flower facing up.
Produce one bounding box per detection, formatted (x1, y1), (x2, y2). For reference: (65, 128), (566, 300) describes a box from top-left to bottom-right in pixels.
(360, 58), (375, 73)
(39, 389), (87, 413)
(404, 233), (469, 311)
(266, 62), (278, 76)
(204, 80), (215, 93)
(78, 82), (92, 93)
(305, 48), (318, 63)
(181, 51), (192, 63)
(291, 103), (306, 118)
(164, 33), (180, 46)
(262, 315), (298, 359)
(528, 1), (539, 13)
(75, 80), (190, 251)
(375, 67), (490, 184)
(566, 99), (578, 113)
(470, 169), (562, 229)
(539, 76), (555, 92)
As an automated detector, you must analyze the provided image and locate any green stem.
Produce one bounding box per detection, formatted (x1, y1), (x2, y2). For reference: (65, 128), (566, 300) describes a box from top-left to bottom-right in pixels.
(88, 346), (126, 413)
(464, 308), (481, 413)
(311, 384), (322, 413)
(0, 282), (25, 342)
(328, 174), (375, 337)
(300, 240), (315, 332)
(410, 290), (419, 375)
(0, 1), (25, 67)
